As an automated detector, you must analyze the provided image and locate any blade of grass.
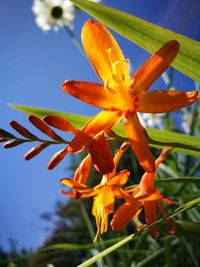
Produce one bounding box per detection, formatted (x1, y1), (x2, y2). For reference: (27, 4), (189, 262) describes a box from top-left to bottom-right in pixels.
(76, 197), (200, 267)
(10, 104), (200, 157)
(71, 0), (200, 82)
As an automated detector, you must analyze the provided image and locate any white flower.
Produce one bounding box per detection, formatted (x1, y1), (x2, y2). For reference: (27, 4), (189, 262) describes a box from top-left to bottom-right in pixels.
(32, 0), (75, 31)
(88, 0), (102, 2)
(138, 113), (165, 129)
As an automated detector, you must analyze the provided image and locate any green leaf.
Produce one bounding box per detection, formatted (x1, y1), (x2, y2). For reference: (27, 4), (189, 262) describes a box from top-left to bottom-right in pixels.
(10, 104), (200, 157)
(71, 0), (200, 82)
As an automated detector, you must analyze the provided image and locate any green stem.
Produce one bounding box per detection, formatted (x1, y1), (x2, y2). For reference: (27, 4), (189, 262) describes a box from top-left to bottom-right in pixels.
(64, 26), (86, 58)
(77, 197), (200, 267)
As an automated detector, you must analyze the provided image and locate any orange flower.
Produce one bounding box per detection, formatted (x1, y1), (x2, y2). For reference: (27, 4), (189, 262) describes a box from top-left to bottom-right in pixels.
(111, 147), (176, 238)
(62, 20), (199, 173)
(60, 142), (129, 241)
(44, 115), (114, 173)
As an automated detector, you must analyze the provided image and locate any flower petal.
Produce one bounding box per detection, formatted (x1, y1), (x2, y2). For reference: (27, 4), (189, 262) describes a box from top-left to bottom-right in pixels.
(92, 186), (115, 216)
(73, 153), (92, 199)
(157, 201), (176, 234)
(107, 141), (129, 179)
(111, 200), (141, 231)
(62, 80), (123, 110)
(107, 170), (130, 186)
(60, 178), (94, 196)
(144, 201), (158, 238)
(131, 40), (180, 94)
(137, 90), (200, 113)
(68, 110), (123, 153)
(123, 113), (155, 172)
(74, 153), (92, 184)
(82, 20), (129, 85)
(88, 133), (114, 174)
(136, 190), (163, 201)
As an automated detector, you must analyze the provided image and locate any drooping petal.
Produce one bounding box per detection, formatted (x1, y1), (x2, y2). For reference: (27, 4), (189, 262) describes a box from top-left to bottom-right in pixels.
(68, 110), (123, 153)
(135, 190), (163, 201)
(144, 201), (158, 238)
(74, 153), (92, 184)
(73, 153), (92, 199)
(131, 40), (180, 94)
(88, 133), (114, 174)
(157, 201), (176, 234)
(60, 178), (94, 195)
(137, 90), (200, 113)
(123, 113), (155, 172)
(107, 170), (130, 186)
(111, 200), (141, 231)
(82, 20), (130, 85)
(62, 80), (123, 110)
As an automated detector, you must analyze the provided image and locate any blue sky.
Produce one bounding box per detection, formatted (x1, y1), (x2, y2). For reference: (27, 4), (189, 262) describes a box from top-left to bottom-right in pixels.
(0, 0), (199, 251)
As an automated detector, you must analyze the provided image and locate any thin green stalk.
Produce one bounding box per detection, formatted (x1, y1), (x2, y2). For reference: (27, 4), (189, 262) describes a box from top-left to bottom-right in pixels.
(64, 26), (86, 58)
(164, 236), (174, 267)
(77, 197), (200, 267)
(134, 239), (179, 267)
(180, 237), (199, 267)
(127, 231), (148, 266)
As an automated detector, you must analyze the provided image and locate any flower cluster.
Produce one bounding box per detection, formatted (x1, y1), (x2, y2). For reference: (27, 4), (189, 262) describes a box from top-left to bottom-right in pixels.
(1, 20), (199, 241)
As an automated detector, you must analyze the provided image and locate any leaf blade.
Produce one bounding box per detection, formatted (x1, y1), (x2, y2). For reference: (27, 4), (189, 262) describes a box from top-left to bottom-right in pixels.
(10, 104), (200, 157)
(71, 0), (200, 82)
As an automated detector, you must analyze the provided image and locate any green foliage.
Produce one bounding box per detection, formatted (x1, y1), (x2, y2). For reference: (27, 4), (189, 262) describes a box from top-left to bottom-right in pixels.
(71, 0), (200, 83)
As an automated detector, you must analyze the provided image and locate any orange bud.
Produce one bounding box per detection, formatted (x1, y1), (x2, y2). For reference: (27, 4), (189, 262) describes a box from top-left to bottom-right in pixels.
(4, 139), (25, 148)
(43, 115), (78, 135)
(10, 120), (37, 139)
(29, 115), (63, 141)
(48, 146), (68, 169)
(24, 143), (49, 160)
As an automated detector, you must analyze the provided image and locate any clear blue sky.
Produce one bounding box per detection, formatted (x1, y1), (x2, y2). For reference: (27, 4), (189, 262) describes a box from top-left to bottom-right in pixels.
(0, 0), (199, 251)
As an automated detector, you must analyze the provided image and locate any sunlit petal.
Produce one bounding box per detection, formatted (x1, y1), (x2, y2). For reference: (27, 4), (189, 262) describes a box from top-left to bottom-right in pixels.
(92, 187), (115, 216)
(136, 190), (163, 201)
(111, 200), (141, 231)
(137, 90), (200, 113)
(107, 170), (130, 186)
(62, 80), (123, 110)
(68, 110), (123, 153)
(73, 153), (92, 199)
(60, 178), (91, 191)
(82, 20), (129, 85)
(123, 113), (155, 172)
(107, 141), (129, 179)
(131, 40), (180, 94)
